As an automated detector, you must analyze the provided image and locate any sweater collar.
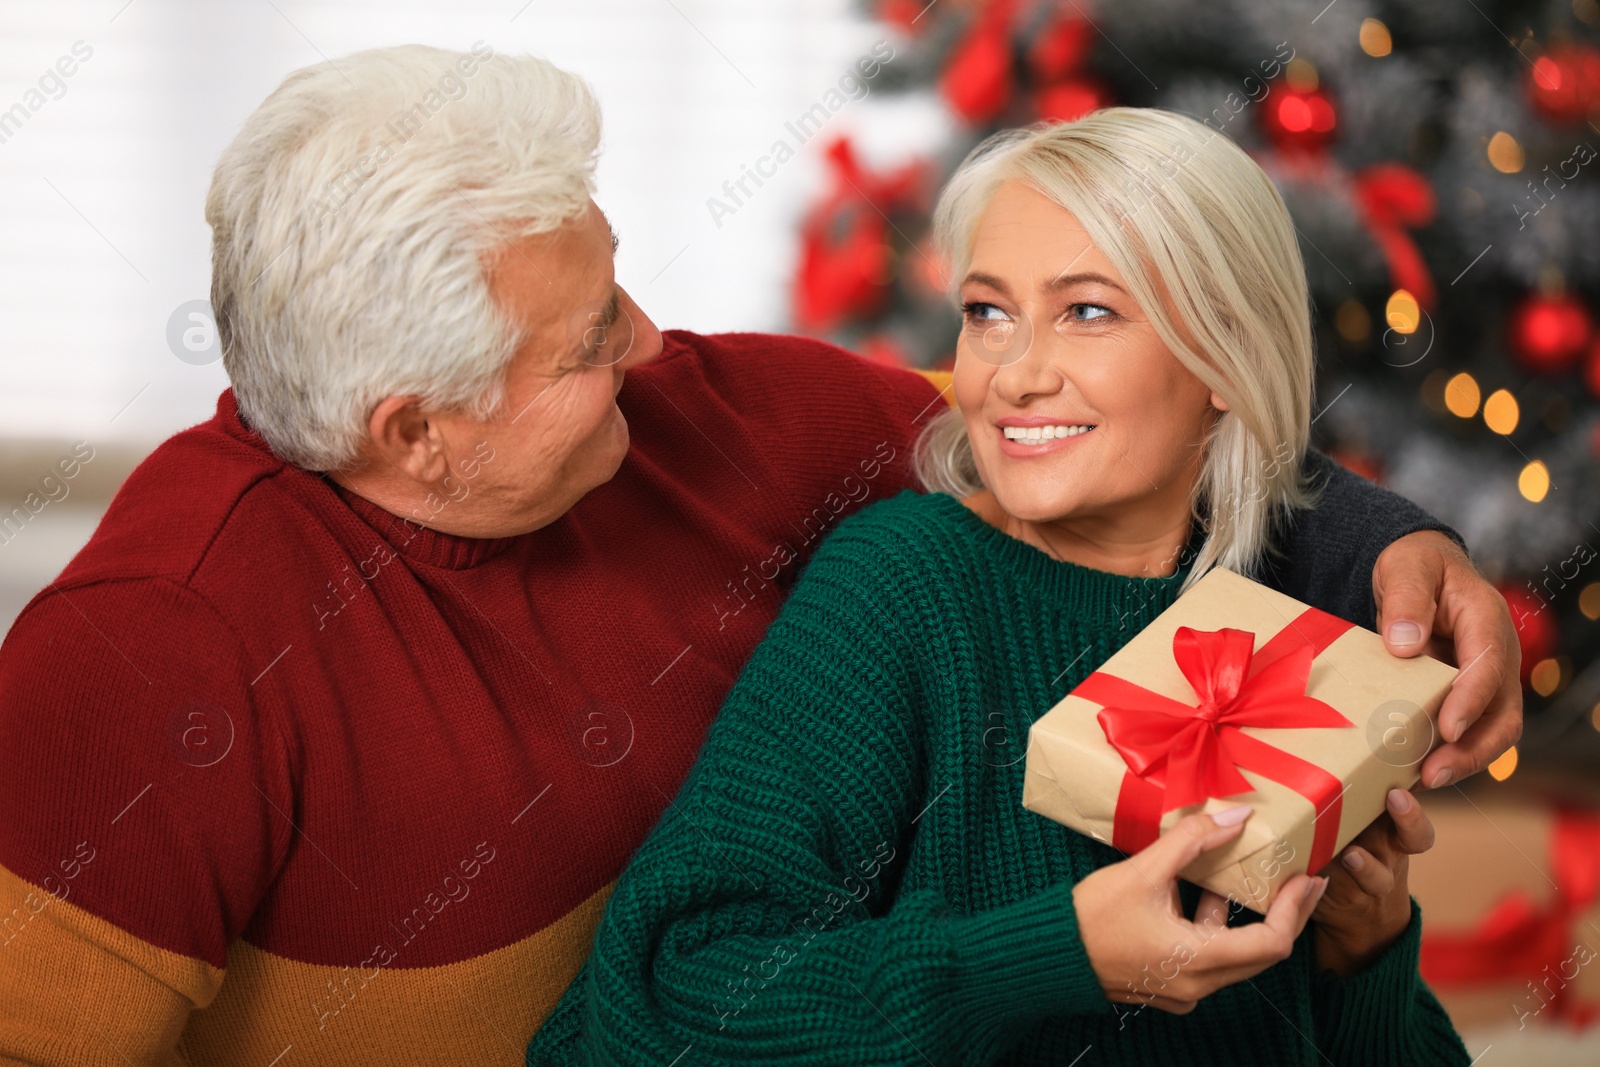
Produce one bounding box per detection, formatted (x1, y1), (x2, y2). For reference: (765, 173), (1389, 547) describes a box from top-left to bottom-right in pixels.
(930, 491), (1197, 626)
(325, 480), (522, 569)
(215, 389), (520, 570)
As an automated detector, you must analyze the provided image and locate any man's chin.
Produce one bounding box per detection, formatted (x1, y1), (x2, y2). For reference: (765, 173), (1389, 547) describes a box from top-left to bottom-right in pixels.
(587, 434), (630, 492)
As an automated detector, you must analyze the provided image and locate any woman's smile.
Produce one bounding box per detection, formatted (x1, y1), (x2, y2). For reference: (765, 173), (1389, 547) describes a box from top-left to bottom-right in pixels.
(995, 420), (1098, 457)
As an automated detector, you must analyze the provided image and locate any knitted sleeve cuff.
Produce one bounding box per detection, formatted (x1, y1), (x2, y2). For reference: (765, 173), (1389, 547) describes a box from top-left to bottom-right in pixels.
(945, 881), (1111, 1027)
(1311, 897), (1423, 1002)
(1309, 898), (1469, 1064)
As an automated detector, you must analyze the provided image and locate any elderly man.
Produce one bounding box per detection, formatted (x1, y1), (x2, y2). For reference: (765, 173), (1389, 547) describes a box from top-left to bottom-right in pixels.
(0, 44), (1517, 1065)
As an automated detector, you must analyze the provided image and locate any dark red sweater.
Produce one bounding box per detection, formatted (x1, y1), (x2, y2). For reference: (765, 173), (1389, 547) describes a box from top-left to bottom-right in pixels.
(0, 330), (946, 1064)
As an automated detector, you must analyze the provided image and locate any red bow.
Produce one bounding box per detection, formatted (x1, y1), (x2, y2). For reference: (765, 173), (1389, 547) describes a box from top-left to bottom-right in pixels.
(1353, 164), (1438, 309)
(1074, 609), (1356, 870)
(1097, 626), (1353, 812)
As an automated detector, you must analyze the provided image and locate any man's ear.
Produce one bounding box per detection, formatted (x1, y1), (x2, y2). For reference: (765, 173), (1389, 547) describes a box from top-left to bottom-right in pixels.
(367, 396), (449, 484)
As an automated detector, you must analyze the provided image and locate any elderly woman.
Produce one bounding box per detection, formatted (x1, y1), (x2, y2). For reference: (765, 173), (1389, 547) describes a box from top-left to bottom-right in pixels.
(527, 109), (1470, 1066)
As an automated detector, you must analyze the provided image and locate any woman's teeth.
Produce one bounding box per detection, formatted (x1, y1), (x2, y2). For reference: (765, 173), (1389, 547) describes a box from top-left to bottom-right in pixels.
(1002, 424), (1095, 445)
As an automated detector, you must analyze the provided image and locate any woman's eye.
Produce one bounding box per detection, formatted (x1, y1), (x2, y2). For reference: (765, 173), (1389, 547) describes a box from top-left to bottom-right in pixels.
(1067, 303), (1113, 322)
(961, 301), (1010, 323)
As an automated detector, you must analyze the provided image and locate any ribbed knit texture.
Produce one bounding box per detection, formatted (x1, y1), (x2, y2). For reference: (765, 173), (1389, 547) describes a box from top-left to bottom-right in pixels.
(525, 489), (1470, 1067)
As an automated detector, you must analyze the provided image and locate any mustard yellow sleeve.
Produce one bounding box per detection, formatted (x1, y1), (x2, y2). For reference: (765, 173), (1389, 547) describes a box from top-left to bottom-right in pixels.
(0, 863), (221, 1066)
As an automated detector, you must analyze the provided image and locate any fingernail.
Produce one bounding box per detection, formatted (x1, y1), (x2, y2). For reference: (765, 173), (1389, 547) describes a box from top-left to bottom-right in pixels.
(1302, 877), (1318, 902)
(1387, 621), (1423, 647)
(1430, 767), (1453, 789)
(1212, 804), (1253, 827)
(1387, 788), (1413, 814)
(1342, 850), (1366, 872)
(1447, 719), (1465, 744)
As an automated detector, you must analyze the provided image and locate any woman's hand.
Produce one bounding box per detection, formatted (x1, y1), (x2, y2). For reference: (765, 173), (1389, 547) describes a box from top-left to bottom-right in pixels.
(1310, 788), (1433, 976)
(1073, 807), (1328, 1015)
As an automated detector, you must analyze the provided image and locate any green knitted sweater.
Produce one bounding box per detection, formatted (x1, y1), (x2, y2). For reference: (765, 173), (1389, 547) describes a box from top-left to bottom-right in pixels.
(526, 489), (1469, 1067)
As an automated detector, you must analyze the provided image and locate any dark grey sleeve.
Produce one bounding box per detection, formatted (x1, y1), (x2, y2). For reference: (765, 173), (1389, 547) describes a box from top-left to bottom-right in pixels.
(1253, 449), (1467, 632)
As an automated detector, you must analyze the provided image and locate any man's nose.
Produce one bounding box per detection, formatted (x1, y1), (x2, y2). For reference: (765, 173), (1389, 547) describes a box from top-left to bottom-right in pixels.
(615, 286), (663, 372)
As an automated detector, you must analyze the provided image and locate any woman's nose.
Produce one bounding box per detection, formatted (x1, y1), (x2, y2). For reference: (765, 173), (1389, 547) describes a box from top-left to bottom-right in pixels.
(991, 317), (1062, 402)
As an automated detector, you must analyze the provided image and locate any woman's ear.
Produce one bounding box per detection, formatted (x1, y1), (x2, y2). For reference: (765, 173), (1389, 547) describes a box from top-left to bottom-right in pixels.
(1209, 391), (1231, 413)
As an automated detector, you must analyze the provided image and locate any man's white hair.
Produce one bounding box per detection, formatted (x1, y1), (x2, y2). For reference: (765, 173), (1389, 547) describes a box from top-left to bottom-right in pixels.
(206, 43), (601, 471)
(915, 107), (1320, 590)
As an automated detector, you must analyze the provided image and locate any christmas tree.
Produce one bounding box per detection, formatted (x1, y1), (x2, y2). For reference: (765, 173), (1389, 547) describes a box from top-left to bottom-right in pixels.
(790, 0), (1600, 775)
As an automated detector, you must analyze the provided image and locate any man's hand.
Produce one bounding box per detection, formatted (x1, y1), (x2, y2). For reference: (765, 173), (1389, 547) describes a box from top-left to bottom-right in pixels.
(1312, 788), (1433, 976)
(1372, 530), (1522, 789)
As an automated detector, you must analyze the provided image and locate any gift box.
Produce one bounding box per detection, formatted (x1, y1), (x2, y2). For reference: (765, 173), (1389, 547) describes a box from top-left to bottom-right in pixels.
(1023, 566), (1458, 913)
(1412, 794), (1600, 1033)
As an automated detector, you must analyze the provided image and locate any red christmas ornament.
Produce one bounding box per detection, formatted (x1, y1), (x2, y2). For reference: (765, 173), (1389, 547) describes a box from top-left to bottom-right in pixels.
(1028, 12), (1093, 83)
(1528, 45), (1600, 123)
(940, 0), (1018, 123)
(1033, 78), (1108, 123)
(1507, 293), (1593, 375)
(1260, 80), (1338, 153)
(1498, 585), (1559, 684)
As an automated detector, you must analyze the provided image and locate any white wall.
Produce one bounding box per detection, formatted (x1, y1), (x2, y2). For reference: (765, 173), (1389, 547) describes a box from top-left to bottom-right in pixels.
(0, 0), (947, 447)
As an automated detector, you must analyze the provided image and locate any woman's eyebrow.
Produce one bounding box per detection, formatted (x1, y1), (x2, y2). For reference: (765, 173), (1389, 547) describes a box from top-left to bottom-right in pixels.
(1047, 271), (1127, 293)
(962, 269), (1129, 295)
(961, 270), (1009, 292)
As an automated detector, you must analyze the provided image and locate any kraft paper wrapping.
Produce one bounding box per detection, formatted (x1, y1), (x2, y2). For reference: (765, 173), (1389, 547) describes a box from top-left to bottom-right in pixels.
(1022, 567), (1459, 914)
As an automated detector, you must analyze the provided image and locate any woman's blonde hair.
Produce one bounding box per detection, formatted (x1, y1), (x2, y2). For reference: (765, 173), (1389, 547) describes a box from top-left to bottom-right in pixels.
(914, 107), (1320, 590)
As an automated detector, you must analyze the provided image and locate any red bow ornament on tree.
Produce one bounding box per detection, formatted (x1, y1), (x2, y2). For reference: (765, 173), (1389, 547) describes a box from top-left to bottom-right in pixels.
(1352, 163), (1438, 310)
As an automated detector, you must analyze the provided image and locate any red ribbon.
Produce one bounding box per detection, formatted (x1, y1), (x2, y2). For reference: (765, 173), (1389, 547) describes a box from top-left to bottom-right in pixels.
(1074, 607), (1355, 871)
(1353, 163), (1438, 309)
(1420, 810), (1600, 1026)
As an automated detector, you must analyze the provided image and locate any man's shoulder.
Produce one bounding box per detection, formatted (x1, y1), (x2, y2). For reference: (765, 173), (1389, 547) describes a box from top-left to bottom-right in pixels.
(46, 407), (314, 597)
(636, 331), (945, 506)
(650, 329), (942, 414)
